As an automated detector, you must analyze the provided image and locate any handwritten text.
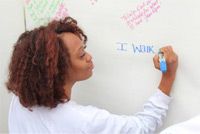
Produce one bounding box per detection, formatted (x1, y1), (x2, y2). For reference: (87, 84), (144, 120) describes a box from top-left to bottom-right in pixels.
(116, 42), (155, 54)
(121, 0), (161, 29)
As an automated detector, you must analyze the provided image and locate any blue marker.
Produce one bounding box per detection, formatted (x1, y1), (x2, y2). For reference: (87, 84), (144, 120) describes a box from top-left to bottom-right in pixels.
(158, 50), (167, 73)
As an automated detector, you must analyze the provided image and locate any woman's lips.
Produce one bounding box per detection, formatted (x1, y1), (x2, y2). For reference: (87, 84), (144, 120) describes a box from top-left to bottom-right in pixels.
(89, 62), (94, 70)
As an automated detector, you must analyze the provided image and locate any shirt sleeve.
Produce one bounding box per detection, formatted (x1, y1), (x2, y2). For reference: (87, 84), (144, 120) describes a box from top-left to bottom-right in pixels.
(82, 89), (172, 134)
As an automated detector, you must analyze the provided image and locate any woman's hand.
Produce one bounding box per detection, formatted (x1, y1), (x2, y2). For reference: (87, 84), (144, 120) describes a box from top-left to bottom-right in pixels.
(153, 46), (178, 96)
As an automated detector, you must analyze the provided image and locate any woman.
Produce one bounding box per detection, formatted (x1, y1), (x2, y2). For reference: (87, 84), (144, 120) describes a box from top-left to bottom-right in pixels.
(7, 17), (178, 134)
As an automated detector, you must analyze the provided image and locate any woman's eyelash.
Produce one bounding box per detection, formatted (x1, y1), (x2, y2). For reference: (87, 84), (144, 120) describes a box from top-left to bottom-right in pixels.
(80, 46), (87, 58)
(83, 45), (87, 49)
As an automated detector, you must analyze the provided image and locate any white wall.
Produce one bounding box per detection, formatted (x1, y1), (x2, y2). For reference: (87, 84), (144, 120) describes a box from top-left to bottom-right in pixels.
(0, 0), (24, 133)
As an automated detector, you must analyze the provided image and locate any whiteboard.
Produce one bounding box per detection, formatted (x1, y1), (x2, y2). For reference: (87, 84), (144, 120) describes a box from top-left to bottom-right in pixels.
(24, 0), (200, 131)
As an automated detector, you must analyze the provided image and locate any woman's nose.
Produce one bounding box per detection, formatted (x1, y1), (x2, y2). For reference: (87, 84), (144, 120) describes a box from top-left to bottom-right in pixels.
(86, 53), (92, 62)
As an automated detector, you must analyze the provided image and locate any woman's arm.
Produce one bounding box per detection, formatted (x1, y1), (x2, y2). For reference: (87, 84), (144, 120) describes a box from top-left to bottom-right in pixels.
(153, 46), (178, 95)
(82, 46), (178, 134)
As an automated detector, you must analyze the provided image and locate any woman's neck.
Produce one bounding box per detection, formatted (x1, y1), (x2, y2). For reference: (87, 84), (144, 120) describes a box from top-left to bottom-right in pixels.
(64, 81), (75, 99)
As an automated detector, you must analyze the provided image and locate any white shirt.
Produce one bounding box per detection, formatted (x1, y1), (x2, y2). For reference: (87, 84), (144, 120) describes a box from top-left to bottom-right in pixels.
(160, 115), (200, 134)
(9, 89), (171, 134)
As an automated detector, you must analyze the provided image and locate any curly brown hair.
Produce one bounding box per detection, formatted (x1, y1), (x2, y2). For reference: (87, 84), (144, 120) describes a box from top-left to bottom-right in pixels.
(6, 17), (87, 108)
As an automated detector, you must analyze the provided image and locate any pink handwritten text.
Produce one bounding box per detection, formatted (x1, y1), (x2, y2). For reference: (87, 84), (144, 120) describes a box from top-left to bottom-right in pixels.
(121, 0), (161, 29)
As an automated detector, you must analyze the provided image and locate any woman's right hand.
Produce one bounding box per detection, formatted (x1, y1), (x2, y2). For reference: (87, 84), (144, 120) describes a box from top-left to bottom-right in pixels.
(153, 46), (178, 95)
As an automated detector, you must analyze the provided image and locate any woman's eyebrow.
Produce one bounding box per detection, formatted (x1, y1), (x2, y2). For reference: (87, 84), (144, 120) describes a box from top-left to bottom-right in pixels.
(75, 45), (87, 55)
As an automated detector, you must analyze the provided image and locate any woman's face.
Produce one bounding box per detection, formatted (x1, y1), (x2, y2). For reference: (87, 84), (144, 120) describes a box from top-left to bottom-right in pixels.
(60, 33), (94, 82)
